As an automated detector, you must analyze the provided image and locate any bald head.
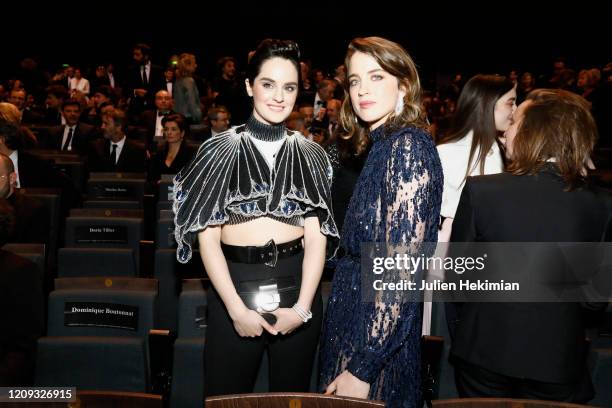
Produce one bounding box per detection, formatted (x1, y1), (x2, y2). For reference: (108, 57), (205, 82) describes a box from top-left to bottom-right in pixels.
(155, 90), (173, 112)
(0, 152), (15, 199)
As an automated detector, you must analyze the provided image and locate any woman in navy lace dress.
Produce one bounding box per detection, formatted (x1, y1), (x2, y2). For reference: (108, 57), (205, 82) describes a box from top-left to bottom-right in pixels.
(320, 37), (443, 407)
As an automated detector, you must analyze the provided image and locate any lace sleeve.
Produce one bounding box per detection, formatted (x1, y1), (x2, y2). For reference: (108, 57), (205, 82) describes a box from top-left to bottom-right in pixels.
(347, 129), (442, 384)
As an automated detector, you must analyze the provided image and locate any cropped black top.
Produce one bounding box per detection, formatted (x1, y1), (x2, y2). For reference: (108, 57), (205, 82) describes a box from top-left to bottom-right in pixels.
(173, 115), (339, 263)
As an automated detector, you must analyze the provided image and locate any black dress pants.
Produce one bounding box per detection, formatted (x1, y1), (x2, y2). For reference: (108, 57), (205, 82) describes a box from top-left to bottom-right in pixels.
(204, 251), (323, 397)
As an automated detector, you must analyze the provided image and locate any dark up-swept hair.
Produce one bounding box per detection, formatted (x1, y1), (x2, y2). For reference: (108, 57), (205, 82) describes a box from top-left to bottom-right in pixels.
(246, 39), (301, 85)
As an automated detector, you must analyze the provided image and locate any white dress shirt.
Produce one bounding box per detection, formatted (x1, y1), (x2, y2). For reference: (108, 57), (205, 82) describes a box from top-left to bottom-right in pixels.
(110, 136), (127, 164)
(61, 125), (76, 151)
(313, 93), (323, 116)
(141, 62), (151, 84)
(155, 111), (165, 137)
(9, 150), (20, 188)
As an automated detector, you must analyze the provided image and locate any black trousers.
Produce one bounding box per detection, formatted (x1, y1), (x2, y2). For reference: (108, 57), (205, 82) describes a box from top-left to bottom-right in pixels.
(453, 358), (594, 403)
(204, 251), (323, 397)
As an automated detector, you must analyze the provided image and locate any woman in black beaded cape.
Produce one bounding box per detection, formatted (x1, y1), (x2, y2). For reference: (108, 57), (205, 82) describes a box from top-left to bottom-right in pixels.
(173, 39), (339, 396)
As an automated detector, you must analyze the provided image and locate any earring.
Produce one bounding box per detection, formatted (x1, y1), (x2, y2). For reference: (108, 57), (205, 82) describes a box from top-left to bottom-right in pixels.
(395, 93), (405, 115)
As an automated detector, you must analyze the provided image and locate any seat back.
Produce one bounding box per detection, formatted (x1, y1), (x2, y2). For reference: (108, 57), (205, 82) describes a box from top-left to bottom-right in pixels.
(432, 398), (594, 407)
(177, 279), (207, 338)
(47, 277), (158, 337)
(87, 176), (146, 204)
(2, 243), (46, 282)
(58, 247), (137, 277)
(205, 393), (384, 408)
(75, 390), (163, 408)
(153, 250), (205, 330)
(19, 187), (61, 267)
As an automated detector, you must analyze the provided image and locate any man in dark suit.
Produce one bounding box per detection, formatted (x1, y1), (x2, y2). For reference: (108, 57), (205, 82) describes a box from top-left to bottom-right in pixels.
(41, 85), (68, 126)
(139, 90), (174, 150)
(88, 108), (146, 173)
(0, 199), (45, 386)
(448, 89), (612, 403)
(126, 43), (166, 116)
(0, 153), (49, 244)
(45, 99), (96, 153)
(197, 106), (231, 142)
(7, 88), (42, 125)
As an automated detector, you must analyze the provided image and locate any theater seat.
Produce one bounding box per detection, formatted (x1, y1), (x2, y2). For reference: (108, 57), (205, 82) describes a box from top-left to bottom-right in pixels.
(64, 216), (144, 272)
(86, 173), (147, 209)
(156, 218), (175, 249)
(84, 199), (142, 209)
(19, 187), (61, 269)
(154, 249), (205, 331)
(432, 398), (593, 407)
(205, 393), (384, 407)
(35, 277), (158, 392)
(37, 336), (149, 391)
(590, 348), (612, 407)
(2, 243), (46, 283)
(58, 247), (137, 277)
(170, 279), (207, 408)
(75, 390), (163, 408)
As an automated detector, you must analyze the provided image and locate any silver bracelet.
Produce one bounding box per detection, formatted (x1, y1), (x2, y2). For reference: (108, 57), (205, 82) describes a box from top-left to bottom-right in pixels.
(292, 303), (313, 323)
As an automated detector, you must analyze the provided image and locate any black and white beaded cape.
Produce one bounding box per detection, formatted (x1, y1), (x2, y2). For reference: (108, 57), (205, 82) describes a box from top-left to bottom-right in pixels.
(173, 119), (339, 263)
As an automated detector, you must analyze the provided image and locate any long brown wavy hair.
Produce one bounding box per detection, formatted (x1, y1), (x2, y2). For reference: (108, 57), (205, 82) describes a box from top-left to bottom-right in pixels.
(339, 37), (427, 156)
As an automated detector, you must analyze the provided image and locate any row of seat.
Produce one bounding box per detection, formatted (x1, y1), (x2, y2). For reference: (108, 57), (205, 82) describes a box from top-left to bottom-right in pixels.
(31, 276), (334, 408)
(33, 277), (204, 408)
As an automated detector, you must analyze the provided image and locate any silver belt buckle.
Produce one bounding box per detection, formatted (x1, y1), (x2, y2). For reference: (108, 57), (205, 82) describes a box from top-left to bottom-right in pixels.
(255, 283), (280, 312)
(264, 239), (278, 268)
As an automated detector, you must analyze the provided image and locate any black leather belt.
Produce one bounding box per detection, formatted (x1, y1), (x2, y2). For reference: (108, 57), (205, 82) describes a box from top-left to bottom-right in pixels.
(221, 237), (303, 267)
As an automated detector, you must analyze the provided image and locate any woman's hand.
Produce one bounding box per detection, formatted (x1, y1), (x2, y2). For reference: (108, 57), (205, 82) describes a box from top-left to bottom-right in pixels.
(271, 307), (304, 335)
(230, 307), (278, 337)
(324, 370), (370, 399)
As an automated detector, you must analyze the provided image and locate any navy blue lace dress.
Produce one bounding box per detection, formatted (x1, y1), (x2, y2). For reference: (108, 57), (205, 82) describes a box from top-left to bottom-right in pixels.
(319, 125), (443, 407)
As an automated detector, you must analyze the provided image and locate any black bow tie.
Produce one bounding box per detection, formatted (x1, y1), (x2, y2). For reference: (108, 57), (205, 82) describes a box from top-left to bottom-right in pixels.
(316, 101), (324, 105)
(158, 111), (168, 117)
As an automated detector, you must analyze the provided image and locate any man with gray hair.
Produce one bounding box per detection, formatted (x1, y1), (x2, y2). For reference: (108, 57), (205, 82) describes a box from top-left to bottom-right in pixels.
(200, 106), (231, 142)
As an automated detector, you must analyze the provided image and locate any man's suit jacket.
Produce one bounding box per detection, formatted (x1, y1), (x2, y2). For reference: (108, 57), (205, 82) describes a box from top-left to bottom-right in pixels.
(45, 123), (97, 153)
(449, 164), (612, 384)
(87, 138), (146, 173)
(139, 109), (175, 149)
(126, 63), (166, 112)
(6, 190), (49, 245)
(0, 250), (44, 386)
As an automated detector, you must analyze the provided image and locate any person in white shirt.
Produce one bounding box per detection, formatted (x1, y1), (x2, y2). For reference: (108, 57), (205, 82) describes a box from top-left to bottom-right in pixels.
(421, 75), (516, 336)
(436, 74), (517, 240)
(70, 68), (90, 96)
